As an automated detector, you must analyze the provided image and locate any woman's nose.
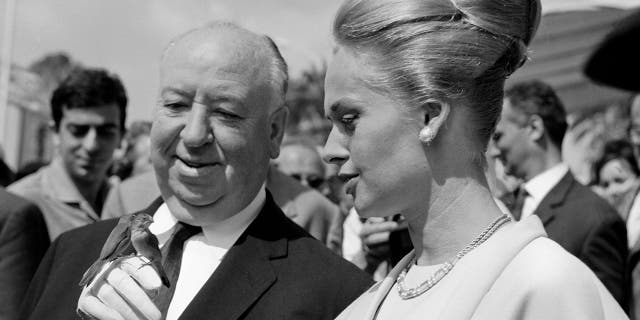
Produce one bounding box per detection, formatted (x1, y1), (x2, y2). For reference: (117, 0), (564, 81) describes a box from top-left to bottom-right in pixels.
(322, 127), (348, 166)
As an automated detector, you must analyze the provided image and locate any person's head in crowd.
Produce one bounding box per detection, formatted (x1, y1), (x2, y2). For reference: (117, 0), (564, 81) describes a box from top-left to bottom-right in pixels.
(151, 22), (288, 227)
(50, 68), (127, 186)
(493, 80), (567, 181)
(111, 120), (153, 180)
(323, 0), (540, 220)
(593, 139), (640, 205)
(274, 138), (326, 191)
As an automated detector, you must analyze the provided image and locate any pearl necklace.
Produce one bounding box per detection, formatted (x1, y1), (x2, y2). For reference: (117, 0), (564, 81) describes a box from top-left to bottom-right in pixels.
(396, 214), (511, 299)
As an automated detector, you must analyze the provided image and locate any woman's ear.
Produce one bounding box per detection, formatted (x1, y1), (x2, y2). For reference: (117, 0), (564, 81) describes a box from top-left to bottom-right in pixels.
(418, 100), (450, 145)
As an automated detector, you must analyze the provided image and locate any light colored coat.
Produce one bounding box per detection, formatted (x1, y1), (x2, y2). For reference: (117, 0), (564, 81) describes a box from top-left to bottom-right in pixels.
(337, 216), (627, 320)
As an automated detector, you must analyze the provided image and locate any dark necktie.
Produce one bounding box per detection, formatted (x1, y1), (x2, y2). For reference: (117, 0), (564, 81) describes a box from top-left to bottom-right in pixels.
(510, 187), (528, 221)
(154, 222), (201, 316)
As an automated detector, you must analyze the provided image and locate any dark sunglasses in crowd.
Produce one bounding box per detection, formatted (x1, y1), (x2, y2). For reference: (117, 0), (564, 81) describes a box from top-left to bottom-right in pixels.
(290, 174), (325, 189)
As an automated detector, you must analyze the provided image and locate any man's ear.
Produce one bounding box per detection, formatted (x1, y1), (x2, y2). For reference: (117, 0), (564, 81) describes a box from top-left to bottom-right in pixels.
(418, 100), (450, 145)
(527, 114), (545, 142)
(268, 106), (289, 159)
(49, 121), (60, 147)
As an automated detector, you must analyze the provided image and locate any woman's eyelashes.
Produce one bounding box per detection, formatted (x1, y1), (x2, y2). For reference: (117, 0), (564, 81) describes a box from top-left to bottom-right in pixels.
(340, 113), (359, 131)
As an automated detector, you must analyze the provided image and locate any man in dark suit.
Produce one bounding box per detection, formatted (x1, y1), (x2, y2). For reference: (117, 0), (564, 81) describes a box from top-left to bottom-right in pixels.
(0, 188), (49, 320)
(493, 80), (628, 309)
(21, 22), (372, 320)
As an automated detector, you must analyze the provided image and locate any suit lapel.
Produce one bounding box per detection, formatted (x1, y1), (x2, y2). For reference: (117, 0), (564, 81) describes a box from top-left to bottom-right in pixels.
(532, 172), (575, 226)
(179, 193), (286, 320)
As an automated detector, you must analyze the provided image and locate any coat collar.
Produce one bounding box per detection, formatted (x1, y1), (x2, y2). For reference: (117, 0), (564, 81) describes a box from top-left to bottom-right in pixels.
(532, 172), (575, 226)
(178, 191), (286, 320)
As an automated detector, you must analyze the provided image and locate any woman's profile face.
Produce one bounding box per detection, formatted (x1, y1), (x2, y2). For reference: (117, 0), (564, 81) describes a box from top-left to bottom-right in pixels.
(598, 158), (638, 202)
(322, 48), (431, 219)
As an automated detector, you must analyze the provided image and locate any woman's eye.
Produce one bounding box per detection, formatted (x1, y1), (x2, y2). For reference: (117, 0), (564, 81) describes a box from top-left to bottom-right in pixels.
(341, 113), (357, 125)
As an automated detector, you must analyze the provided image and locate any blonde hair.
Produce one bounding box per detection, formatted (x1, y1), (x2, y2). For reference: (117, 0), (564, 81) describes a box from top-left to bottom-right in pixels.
(333, 0), (541, 159)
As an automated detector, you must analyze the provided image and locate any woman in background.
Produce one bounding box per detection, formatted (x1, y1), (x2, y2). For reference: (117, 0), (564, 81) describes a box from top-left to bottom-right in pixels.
(594, 139), (640, 249)
(322, 0), (628, 319)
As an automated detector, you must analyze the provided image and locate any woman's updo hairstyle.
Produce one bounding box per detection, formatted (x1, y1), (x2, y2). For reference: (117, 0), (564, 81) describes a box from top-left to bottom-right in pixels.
(333, 0), (541, 160)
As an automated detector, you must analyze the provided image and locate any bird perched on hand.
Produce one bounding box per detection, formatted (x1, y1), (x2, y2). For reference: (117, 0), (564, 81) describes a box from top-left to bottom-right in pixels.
(79, 213), (170, 288)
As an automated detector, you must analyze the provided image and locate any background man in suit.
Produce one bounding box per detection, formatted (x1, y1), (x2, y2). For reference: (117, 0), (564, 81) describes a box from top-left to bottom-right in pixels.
(22, 22), (371, 320)
(492, 79), (629, 309)
(9, 68), (127, 240)
(0, 188), (49, 320)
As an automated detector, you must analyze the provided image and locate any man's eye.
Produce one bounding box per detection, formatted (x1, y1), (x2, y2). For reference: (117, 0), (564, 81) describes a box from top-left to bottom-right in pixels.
(492, 132), (502, 142)
(67, 125), (90, 137)
(216, 110), (242, 120)
(97, 127), (119, 137)
(163, 102), (189, 111)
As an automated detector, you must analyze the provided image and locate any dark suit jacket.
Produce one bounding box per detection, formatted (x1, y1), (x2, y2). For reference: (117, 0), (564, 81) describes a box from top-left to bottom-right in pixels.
(21, 191), (372, 320)
(532, 172), (629, 310)
(0, 188), (50, 320)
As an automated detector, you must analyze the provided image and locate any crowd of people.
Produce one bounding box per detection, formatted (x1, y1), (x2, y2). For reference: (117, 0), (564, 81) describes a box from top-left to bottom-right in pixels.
(0, 0), (639, 319)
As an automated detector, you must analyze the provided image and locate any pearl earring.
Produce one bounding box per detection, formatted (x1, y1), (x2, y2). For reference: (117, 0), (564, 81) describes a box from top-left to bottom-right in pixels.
(419, 127), (436, 145)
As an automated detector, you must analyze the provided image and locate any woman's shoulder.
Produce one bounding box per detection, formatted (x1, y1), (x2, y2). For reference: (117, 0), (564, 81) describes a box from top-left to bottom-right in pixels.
(484, 237), (627, 319)
(503, 237), (606, 293)
(511, 237), (590, 278)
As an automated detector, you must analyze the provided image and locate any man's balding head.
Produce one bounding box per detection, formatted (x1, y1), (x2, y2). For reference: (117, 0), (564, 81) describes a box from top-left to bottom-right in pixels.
(161, 22), (288, 109)
(151, 21), (289, 226)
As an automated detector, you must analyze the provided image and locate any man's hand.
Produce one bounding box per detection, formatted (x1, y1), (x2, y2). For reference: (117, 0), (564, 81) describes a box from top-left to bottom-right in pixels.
(77, 256), (162, 320)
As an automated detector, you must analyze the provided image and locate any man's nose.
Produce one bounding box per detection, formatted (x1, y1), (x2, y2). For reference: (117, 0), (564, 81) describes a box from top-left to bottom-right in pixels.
(181, 105), (213, 147)
(81, 127), (99, 152)
(321, 127), (348, 166)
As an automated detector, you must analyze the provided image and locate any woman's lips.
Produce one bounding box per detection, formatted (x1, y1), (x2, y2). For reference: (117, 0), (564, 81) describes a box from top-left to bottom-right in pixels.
(339, 173), (359, 196)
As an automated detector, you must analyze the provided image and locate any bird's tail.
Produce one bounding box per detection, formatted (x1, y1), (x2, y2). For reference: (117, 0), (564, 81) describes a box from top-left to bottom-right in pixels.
(79, 259), (104, 287)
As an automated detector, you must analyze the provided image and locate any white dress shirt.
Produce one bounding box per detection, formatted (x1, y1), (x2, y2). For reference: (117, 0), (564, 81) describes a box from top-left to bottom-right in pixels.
(520, 164), (569, 219)
(148, 187), (266, 320)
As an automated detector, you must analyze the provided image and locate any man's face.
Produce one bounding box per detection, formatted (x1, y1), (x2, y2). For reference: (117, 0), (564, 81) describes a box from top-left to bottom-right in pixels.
(151, 33), (285, 226)
(492, 100), (532, 180)
(276, 145), (326, 190)
(56, 105), (122, 184)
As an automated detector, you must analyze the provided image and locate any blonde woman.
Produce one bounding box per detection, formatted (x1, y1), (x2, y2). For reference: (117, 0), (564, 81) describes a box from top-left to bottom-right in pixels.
(322, 0), (628, 319)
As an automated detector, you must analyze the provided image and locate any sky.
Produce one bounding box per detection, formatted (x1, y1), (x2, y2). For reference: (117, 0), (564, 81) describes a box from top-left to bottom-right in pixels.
(2, 0), (639, 123)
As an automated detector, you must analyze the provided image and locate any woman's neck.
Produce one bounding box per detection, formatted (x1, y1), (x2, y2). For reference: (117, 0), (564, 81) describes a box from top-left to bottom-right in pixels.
(407, 176), (505, 266)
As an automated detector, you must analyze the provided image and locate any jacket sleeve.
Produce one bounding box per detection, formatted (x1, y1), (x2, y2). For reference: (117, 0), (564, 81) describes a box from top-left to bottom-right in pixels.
(0, 203), (49, 320)
(19, 231), (59, 319)
(581, 212), (629, 312)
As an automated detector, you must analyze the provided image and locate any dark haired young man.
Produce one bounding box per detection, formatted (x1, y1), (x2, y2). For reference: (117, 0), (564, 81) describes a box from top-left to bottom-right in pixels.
(10, 67), (127, 240)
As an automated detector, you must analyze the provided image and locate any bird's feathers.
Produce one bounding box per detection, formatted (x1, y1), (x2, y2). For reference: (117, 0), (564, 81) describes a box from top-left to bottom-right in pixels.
(79, 213), (168, 288)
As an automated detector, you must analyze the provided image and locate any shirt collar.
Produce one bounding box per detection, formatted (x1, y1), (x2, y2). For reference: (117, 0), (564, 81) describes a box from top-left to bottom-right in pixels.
(150, 185), (266, 249)
(524, 163), (569, 201)
(42, 157), (111, 206)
